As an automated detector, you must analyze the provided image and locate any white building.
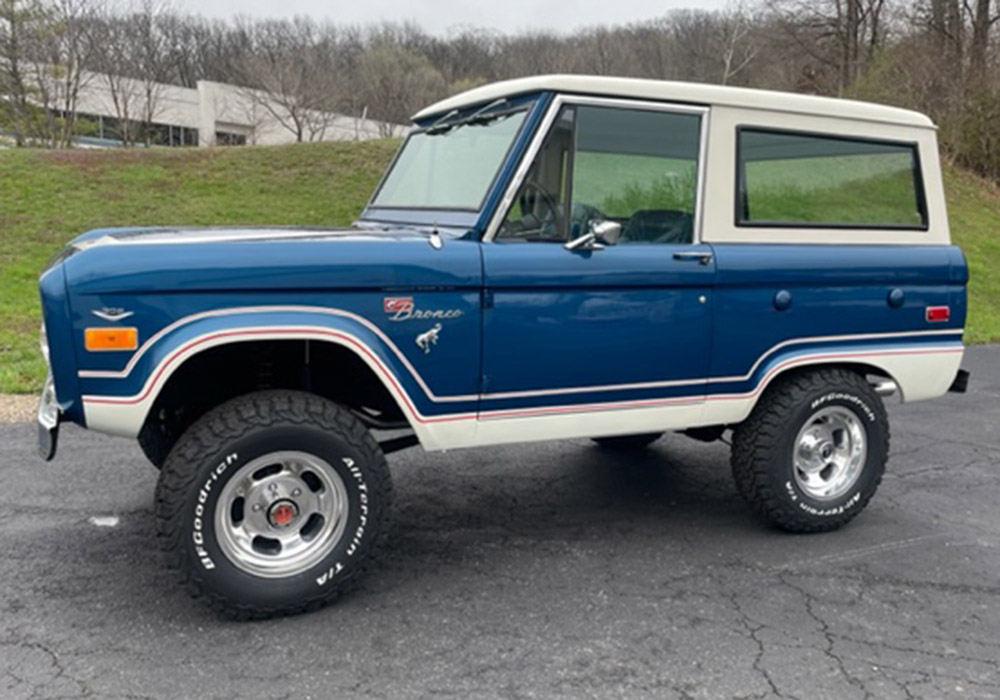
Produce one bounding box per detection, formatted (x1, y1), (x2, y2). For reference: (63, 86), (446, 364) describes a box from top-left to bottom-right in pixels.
(29, 69), (405, 148)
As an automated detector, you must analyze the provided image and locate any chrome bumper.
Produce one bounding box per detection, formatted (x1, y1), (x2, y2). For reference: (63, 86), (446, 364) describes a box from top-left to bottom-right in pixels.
(37, 372), (59, 461)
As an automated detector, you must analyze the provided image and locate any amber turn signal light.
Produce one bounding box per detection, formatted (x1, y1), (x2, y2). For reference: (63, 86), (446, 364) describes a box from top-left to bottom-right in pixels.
(85, 327), (138, 351)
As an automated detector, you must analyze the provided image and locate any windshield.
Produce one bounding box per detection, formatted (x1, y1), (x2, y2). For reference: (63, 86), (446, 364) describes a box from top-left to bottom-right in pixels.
(371, 107), (529, 210)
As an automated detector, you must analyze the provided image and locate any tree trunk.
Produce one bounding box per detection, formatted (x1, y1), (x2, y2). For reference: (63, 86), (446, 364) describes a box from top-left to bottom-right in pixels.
(968, 0), (993, 89)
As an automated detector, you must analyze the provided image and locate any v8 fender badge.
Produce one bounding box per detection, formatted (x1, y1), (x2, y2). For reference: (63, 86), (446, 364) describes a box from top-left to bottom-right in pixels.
(415, 323), (442, 354)
(383, 296), (463, 322)
(91, 307), (134, 322)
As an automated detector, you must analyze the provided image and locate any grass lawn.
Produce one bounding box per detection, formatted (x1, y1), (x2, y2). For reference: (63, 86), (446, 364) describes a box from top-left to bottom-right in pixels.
(1, 143), (998, 393)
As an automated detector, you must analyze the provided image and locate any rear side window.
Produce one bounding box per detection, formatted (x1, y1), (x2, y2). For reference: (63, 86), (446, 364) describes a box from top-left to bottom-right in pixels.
(736, 128), (927, 229)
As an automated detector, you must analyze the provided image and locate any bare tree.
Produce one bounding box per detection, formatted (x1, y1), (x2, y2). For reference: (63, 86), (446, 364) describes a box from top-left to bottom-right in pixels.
(966, 0), (1000, 87)
(767, 0), (891, 94)
(129, 0), (172, 145)
(718, 3), (762, 84)
(0, 0), (43, 145)
(88, 9), (141, 145)
(235, 17), (342, 143)
(356, 41), (446, 133)
(27, 0), (99, 146)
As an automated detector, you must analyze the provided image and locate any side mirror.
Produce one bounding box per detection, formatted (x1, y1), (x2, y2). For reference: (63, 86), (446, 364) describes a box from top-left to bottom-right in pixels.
(592, 220), (622, 245)
(564, 220), (622, 251)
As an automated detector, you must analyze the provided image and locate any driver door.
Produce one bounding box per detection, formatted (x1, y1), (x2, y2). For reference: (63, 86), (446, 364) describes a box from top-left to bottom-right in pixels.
(479, 100), (715, 434)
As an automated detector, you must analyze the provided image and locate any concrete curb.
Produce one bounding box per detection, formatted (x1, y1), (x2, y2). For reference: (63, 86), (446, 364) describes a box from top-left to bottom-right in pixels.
(0, 395), (36, 423)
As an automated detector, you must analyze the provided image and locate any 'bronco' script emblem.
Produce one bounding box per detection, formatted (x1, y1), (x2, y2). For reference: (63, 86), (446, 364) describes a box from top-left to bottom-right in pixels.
(383, 296), (463, 322)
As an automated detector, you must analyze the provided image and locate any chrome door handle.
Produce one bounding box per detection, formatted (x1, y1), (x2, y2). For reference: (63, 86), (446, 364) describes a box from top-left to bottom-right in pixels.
(672, 251), (713, 265)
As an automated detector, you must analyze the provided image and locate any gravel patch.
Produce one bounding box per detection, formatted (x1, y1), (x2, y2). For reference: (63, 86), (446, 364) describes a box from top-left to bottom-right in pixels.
(0, 395), (36, 423)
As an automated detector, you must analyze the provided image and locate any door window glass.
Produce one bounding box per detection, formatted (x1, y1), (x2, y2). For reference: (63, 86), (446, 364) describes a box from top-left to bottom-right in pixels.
(572, 106), (700, 244)
(498, 104), (702, 244)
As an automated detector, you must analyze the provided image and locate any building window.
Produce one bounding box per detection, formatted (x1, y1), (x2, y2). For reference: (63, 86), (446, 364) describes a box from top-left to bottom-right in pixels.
(216, 131), (247, 146)
(736, 128), (927, 229)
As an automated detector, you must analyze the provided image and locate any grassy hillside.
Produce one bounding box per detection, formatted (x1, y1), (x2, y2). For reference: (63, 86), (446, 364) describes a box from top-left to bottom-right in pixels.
(1, 142), (998, 394)
(0, 141), (399, 393)
(943, 164), (1000, 343)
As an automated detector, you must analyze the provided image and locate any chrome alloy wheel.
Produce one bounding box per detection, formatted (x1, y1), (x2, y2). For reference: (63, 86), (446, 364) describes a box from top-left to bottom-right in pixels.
(792, 407), (868, 501)
(215, 451), (349, 578)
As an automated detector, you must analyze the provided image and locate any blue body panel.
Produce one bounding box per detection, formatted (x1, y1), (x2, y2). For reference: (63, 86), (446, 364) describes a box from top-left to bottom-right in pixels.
(74, 300), (482, 418)
(709, 244), (966, 380)
(38, 265), (85, 424)
(63, 232), (480, 296)
(43, 231), (968, 429)
(59, 232), (483, 420)
(481, 242), (715, 405)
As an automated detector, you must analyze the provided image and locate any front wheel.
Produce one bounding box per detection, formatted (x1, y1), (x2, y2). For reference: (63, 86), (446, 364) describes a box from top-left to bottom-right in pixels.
(155, 390), (392, 619)
(731, 369), (889, 533)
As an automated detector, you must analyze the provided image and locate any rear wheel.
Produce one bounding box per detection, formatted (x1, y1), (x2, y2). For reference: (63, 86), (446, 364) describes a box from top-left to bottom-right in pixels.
(731, 369), (888, 533)
(155, 390), (392, 619)
(591, 432), (664, 450)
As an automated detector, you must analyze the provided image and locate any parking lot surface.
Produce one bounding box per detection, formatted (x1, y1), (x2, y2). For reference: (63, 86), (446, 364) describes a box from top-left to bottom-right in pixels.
(1, 345), (998, 699)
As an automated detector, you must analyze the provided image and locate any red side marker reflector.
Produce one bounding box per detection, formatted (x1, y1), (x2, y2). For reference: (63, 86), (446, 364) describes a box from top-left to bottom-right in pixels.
(926, 306), (950, 323)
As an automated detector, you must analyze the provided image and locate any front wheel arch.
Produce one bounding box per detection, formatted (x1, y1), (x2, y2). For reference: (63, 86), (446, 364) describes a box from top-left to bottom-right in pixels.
(137, 338), (413, 468)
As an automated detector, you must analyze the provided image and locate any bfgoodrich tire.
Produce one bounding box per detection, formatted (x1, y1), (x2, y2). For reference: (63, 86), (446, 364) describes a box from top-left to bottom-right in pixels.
(154, 390), (392, 619)
(731, 368), (889, 533)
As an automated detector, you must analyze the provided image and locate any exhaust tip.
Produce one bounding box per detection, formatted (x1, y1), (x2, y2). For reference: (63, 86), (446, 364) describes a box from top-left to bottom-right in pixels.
(872, 379), (898, 397)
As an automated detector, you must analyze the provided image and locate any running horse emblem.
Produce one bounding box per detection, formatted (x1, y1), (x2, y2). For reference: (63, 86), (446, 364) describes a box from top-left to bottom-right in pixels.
(415, 323), (442, 354)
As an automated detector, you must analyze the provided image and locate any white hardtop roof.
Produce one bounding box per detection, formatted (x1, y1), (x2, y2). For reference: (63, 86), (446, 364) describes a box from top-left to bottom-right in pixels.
(412, 74), (934, 129)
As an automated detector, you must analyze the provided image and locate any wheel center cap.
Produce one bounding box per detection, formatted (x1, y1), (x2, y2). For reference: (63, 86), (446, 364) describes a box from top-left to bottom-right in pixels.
(268, 500), (299, 528)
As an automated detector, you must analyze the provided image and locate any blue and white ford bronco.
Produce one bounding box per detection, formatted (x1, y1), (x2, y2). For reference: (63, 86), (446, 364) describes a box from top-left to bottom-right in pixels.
(37, 75), (970, 618)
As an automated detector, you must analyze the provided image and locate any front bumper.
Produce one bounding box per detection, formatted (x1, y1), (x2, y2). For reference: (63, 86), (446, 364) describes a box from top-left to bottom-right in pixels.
(37, 372), (60, 461)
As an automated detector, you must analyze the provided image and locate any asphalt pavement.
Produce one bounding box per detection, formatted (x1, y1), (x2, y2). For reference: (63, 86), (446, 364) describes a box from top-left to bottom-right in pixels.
(1, 345), (998, 699)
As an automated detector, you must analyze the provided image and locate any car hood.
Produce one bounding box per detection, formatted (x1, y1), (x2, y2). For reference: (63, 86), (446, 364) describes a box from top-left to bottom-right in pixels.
(67, 224), (429, 248)
(59, 225), (481, 294)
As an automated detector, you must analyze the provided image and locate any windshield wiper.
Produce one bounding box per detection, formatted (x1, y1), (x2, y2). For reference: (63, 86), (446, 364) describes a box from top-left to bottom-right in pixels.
(425, 98), (512, 136)
(425, 109), (460, 135)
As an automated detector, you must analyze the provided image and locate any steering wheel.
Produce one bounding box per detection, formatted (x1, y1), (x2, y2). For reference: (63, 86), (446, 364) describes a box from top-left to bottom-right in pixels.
(497, 181), (561, 240)
(519, 181), (559, 226)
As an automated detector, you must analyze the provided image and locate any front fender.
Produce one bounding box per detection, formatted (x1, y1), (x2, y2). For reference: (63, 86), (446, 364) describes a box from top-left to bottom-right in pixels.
(78, 305), (480, 444)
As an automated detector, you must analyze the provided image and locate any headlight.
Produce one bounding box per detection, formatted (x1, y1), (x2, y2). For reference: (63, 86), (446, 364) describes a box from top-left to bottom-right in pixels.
(39, 321), (50, 365)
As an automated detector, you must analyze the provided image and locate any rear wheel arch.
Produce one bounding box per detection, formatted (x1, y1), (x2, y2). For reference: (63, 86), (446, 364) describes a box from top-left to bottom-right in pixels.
(755, 360), (902, 404)
(138, 337), (412, 468)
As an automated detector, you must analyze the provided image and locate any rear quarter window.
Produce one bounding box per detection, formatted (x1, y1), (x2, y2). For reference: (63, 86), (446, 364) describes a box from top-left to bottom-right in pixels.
(736, 128), (927, 230)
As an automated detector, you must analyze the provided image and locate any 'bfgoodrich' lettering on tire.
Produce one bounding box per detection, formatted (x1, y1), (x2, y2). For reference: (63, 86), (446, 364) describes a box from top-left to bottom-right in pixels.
(810, 392), (876, 423)
(192, 452), (238, 570)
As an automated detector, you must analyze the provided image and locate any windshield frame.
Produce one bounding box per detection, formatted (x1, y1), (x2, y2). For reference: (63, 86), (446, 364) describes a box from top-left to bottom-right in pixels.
(363, 95), (541, 217)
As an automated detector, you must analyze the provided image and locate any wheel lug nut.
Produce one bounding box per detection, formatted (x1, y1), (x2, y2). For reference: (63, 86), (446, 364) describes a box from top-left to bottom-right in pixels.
(292, 488), (302, 497)
(252, 504), (262, 512)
